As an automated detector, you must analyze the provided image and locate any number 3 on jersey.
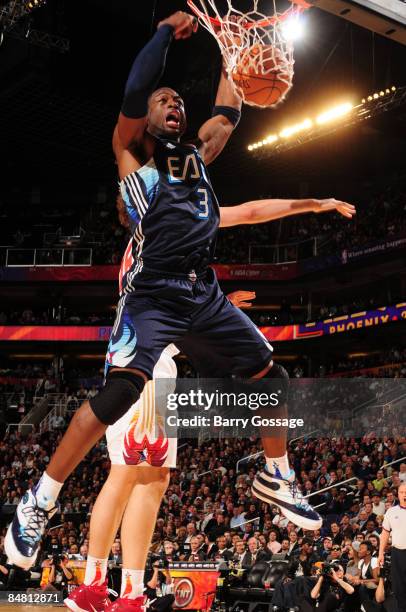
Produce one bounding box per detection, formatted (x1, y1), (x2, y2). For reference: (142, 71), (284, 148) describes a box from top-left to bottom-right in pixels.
(196, 187), (209, 219)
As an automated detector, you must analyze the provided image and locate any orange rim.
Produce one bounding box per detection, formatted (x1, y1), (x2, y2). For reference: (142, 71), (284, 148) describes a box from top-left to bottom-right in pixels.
(187, 0), (310, 29)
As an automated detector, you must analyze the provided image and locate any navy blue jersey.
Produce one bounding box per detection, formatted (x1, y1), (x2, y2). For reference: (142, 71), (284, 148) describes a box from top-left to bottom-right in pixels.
(119, 137), (220, 294)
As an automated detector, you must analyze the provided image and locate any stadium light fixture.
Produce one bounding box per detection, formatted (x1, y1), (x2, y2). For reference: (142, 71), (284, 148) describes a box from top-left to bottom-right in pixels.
(280, 118), (312, 138)
(26, 0), (47, 10)
(315, 102), (353, 125)
(248, 133), (278, 151)
(247, 87), (398, 152)
(264, 134), (278, 144)
(281, 14), (305, 42)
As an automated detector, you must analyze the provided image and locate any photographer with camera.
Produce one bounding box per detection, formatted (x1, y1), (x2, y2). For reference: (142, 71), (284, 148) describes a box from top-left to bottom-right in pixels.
(378, 482), (406, 612)
(144, 555), (175, 612)
(44, 554), (73, 597)
(303, 564), (354, 611)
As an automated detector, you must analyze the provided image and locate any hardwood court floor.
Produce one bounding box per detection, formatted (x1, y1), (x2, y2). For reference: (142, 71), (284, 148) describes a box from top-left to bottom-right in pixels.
(0, 607), (62, 611)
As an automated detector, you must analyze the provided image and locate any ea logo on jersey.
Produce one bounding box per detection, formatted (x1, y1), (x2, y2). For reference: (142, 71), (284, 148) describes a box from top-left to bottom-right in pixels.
(167, 153), (201, 183)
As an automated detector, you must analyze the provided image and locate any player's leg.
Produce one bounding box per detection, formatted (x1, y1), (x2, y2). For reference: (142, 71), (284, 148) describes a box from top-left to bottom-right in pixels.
(5, 297), (185, 569)
(187, 270), (321, 529)
(66, 348), (177, 612)
(106, 353), (177, 609)
(105, 467), (171, 612)
(64, 465), (140, 612)
(122, 469), (170, 577)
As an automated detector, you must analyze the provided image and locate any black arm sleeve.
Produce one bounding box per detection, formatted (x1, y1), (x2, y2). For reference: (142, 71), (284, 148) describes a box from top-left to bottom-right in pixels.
(121, 24), (174, 119)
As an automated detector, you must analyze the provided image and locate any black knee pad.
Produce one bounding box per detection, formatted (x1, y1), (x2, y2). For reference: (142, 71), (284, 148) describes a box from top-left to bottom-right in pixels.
(262, 362), (290, 405)
(89, 370), (146, 425)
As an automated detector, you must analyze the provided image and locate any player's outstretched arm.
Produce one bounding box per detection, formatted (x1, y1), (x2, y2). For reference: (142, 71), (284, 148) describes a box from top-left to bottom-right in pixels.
(219, 198), (356, 227)
(115, 12), (197, 151)
(198, 63), (242, 166)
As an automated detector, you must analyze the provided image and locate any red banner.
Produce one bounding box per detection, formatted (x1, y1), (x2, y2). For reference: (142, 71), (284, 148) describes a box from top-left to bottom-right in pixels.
(0, 376), (54, 387)
(0, 326), (112, 342)
(0, 263), (297, 283)
(214, 263), (298, 281)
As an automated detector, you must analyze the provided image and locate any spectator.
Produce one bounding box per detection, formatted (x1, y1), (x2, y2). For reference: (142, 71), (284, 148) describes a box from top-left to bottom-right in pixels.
(233, 540), (247, 566)
(354, 541), (379, 608)
(187, 536), (206, 562)
(267, 529), (282, 555)
(109, 542), (122, 566)
(287, 531), (300, 557)
(241, 537), (269, 568)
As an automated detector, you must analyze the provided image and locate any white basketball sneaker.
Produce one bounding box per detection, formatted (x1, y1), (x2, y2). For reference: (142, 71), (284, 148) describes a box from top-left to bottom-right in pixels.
(5, 487), (58, 569)
(252, 467), (322, 531)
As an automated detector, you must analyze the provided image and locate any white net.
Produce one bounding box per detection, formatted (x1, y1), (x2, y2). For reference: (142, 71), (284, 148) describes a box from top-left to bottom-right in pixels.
(187, 0), (309, 107)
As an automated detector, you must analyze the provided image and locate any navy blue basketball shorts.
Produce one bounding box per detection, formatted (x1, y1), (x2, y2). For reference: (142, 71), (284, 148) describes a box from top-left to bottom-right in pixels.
(105, 268), (273, 379)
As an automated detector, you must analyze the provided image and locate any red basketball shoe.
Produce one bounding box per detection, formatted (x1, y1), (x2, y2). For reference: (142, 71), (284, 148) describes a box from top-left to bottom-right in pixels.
(64, 581), (109, 612)
(104, 596), (146, 612)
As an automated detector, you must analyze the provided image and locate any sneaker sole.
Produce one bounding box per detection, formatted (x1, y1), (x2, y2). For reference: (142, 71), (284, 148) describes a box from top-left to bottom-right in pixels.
(4, 525), (39, 570)
(252, 481), (323, 531)
(64, 597), (103, 612)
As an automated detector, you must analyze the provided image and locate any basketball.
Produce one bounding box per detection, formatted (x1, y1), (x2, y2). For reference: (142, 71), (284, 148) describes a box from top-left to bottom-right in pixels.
(231, 44), (292, 108)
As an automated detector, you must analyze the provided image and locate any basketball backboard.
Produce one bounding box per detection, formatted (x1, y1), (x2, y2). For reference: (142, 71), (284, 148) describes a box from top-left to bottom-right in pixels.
(308, 0), (406, 44)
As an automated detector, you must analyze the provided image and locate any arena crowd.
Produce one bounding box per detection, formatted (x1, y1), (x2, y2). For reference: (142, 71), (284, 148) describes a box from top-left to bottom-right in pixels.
(0, 429), (405, 609)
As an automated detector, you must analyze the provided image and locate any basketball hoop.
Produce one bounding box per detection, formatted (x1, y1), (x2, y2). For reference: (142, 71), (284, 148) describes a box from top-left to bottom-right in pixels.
(187, 0), (310, 108)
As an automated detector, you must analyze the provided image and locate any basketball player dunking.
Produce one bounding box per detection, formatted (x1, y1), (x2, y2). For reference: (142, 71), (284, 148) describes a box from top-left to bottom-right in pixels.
(6, 11), (355, 578)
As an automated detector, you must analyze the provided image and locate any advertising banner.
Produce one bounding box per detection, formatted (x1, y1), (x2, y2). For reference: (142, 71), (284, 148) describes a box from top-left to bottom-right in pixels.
(171, 569), (218, 610)
(0, 304), (404, 343)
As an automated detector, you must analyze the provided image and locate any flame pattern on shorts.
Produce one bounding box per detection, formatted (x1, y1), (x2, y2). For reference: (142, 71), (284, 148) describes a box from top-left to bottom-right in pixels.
(123, 381), (169, 466)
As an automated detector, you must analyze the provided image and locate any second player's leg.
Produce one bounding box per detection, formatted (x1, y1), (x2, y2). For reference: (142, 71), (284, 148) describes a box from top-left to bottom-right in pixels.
(87, 466), (140, 561)
(121, 467), (170, 570)
(105, 468), (171, 609)
(64, 466), (141, 612)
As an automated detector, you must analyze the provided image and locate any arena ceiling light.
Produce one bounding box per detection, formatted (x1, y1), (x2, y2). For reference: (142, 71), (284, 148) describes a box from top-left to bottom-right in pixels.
(247, 100), (353, 150)
(362, 85), (396, 103)
(247, 84), (402, 155)
(281, 13), (306, 41)
(0, 0), (48, 34)
(248, 134), (278, 151)
(280, 118), (313, 138)
(26, 0), (47, 10)
(315, 102), (353, 125)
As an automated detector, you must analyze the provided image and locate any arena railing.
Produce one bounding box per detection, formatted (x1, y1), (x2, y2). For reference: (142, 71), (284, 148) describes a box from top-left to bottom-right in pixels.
(351, 381), (406, 420)
(380, 456), (406, 471)
(20, 392), (67, 429)
(311, 458), (406, 511)
(5, 247), (92, 267)
(39, 401), (68, 434)
(248, 237), (317, 264)
(0, 391), (24, 409)
(5, 422), (35, 434)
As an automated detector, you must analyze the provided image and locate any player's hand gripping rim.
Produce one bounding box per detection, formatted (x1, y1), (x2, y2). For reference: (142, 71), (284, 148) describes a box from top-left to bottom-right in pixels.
(158, 11), (198, 40)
